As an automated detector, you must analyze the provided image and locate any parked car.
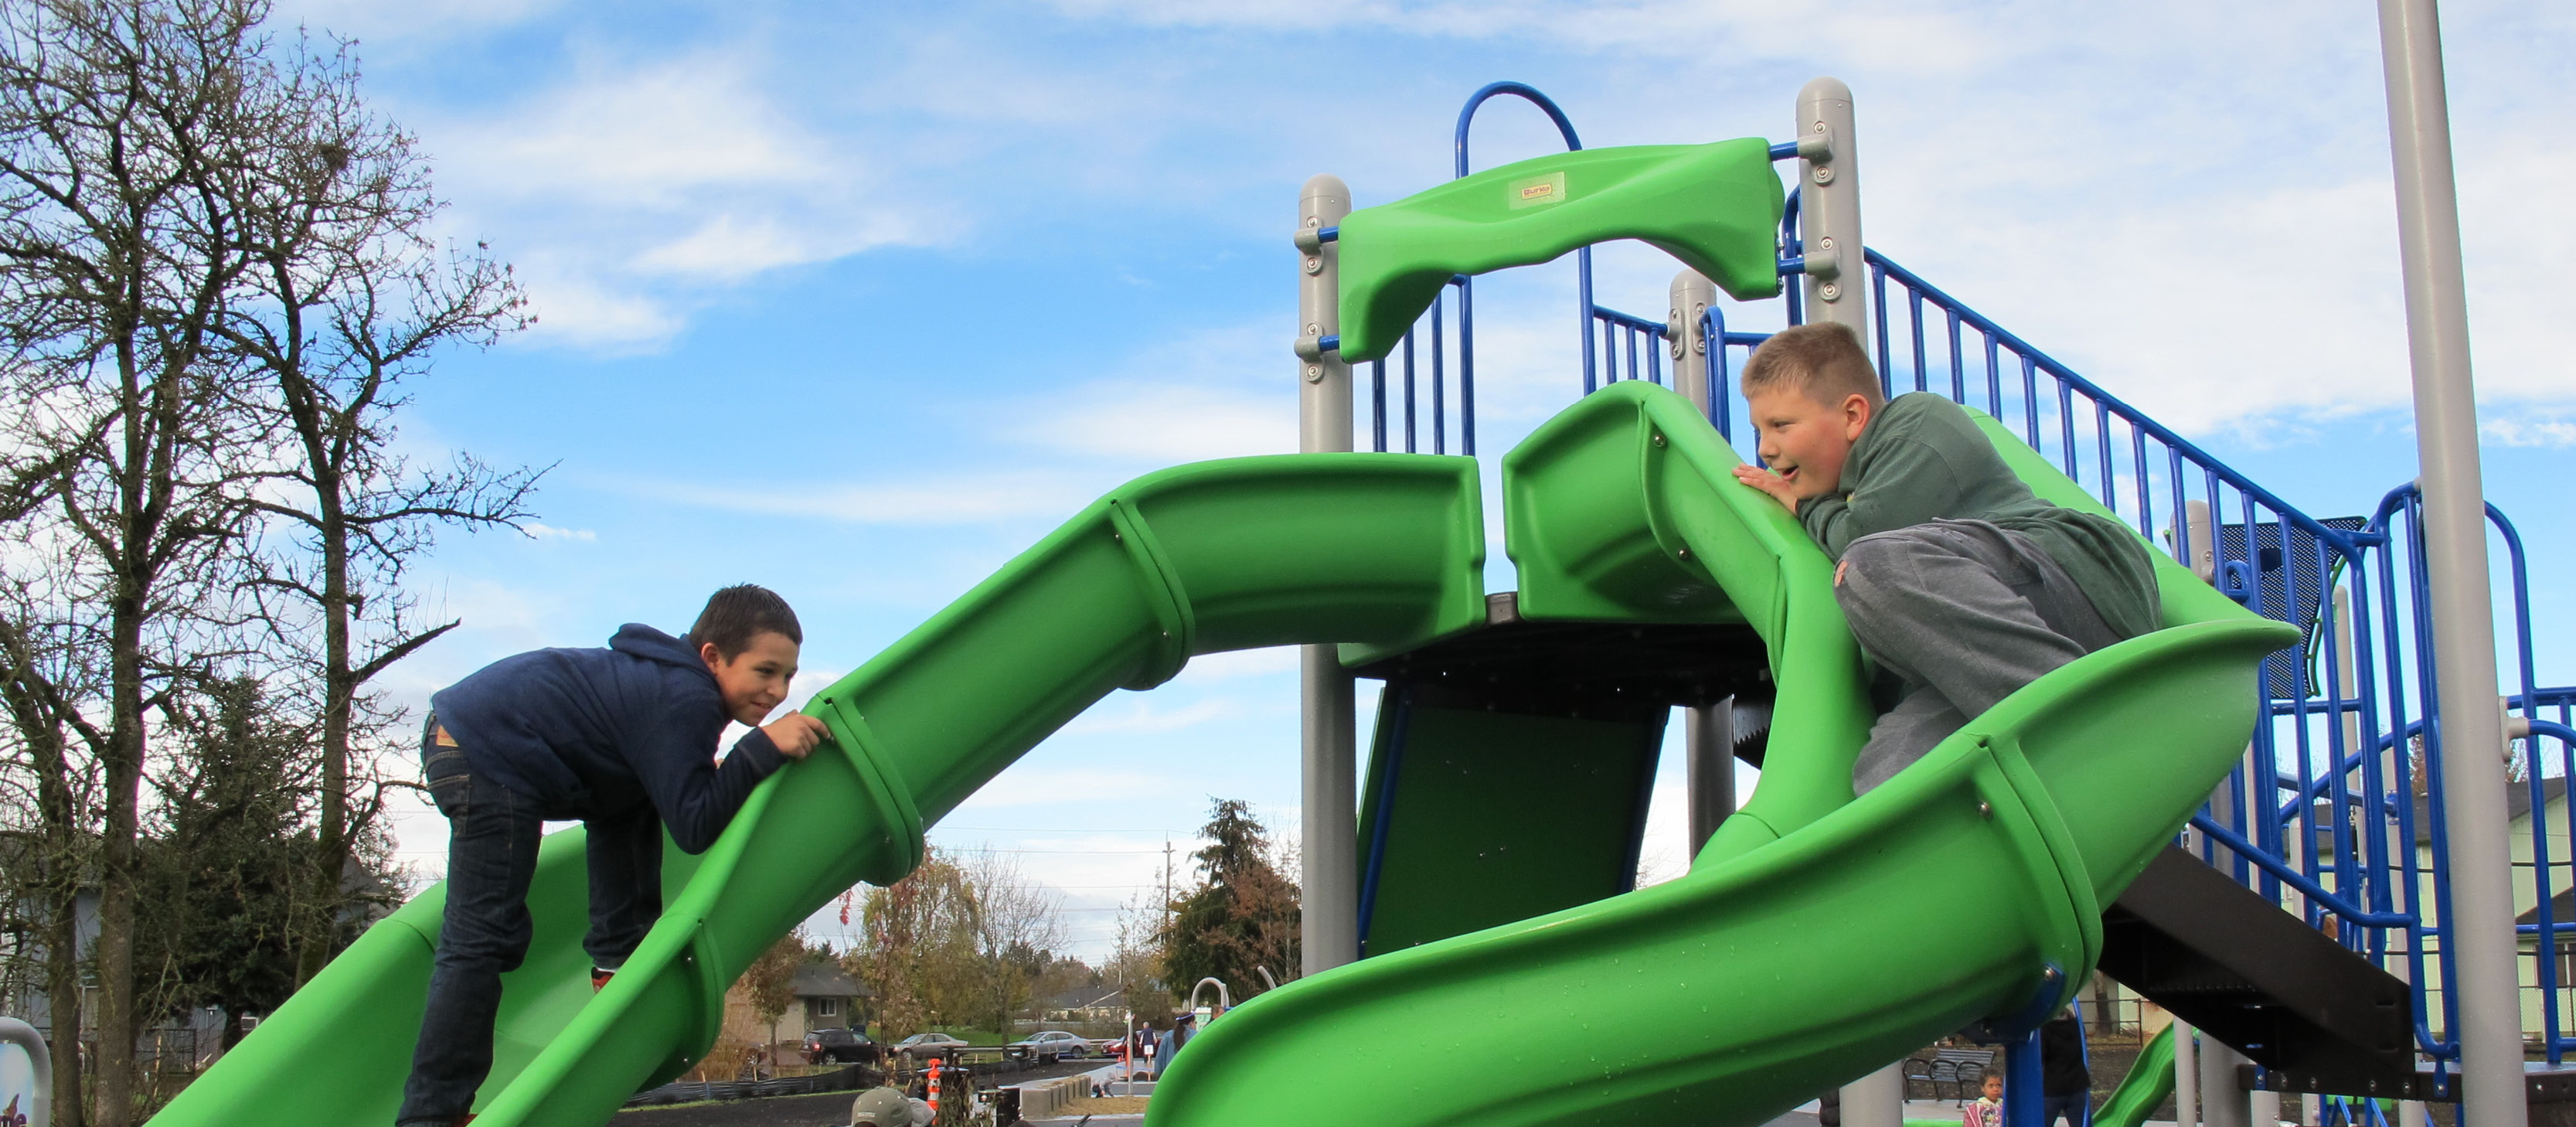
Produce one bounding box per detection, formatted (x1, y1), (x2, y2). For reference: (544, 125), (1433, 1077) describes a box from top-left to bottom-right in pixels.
(802, 1027), (880, 1064)
(892, 1032), (975, 1061)
(1003, 1030), (1090, 1064)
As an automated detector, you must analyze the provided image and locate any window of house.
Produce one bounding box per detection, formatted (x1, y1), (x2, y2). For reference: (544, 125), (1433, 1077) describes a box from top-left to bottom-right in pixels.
(813, 996), (839, 1018)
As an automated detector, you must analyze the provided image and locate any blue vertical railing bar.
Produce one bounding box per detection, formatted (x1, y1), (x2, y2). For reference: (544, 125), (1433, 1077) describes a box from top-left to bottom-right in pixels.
(1454, 81), (1587, 400)
(1431, 294), (1447, 456)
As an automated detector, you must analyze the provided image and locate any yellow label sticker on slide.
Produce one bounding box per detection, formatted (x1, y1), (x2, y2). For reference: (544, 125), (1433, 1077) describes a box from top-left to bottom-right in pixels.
(1508, 170), (1567, 209)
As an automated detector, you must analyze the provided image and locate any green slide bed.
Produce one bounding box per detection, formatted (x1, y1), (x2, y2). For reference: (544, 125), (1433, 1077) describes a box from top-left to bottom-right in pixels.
(152, 455), (1491, 1127)
(152, 380), (2285, 1127)
(151, 136), (2272, 1127)
(1141, 383), (2292, 1127)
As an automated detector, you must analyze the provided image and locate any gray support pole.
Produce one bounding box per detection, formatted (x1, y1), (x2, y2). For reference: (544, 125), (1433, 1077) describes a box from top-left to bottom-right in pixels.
(1685, 703), (1735, 859)
(2200, 1037), (2254, 1127)
(1794, 78), (1867, 338)
(1670, 268), (1736, 860)
(2375, 6), (2525, 1126)
(1800, 80), (1899, 1127)
(0, 1016), (50, 1127)
(2174, 1017), (2200, 1127)
(1297, 175), (1360, 976)
(1669, 270), (1720, 417)
(1843, 1057), (1904, 1127)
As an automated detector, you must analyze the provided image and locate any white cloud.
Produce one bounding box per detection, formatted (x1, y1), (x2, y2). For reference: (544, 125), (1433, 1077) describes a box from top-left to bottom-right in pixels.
(521, 522), (595, 540)
(2484, 416), (2576, 448)
(419, 49), (943, 349)
(1060, 697), (1232, 736)
(622, 472), (1095, 526)
(952, 767), (1185, 809)
(1178, 647), (1299, 680)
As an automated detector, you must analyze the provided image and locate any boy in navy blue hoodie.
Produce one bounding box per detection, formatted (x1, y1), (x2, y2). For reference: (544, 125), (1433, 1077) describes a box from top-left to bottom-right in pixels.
(396, 584), (829, 1127)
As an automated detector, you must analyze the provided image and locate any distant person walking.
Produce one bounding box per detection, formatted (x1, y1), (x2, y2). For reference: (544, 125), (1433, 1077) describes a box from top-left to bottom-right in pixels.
(2039, 1011), (2093, 1127)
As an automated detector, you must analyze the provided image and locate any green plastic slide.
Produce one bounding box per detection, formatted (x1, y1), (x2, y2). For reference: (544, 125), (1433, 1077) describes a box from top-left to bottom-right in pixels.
(151, 455), (1489, 1127)
(1140, 383), (2292, 1127)
(2096, 1022), (2179, 1127)
(151, 383), (2283, 1127)
(1333, 141), (1785, 363)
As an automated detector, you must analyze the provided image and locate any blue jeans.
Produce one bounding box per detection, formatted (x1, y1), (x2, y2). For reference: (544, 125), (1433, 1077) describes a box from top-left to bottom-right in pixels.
(396, 718), (665, 1125)
(2041, 1093), (2091, 1127)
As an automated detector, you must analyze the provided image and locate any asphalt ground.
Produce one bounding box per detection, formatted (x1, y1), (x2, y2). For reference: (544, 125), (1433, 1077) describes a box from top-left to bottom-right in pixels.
(615, 1058), (1109, 1127)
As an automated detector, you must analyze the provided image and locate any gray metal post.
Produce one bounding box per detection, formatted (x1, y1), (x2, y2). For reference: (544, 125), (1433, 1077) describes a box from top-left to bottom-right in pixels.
(1669, 269), (1720, 415)
(1844, 1060), (1904, 1127)
(0, 1016), (50, 1127)
(2200, 1037), (2254, 1127)
(1685, 703), (1735, 858)
(2375, 5), (2525, 1126)
(1669, 268), (1736, 859)
(2174, 1018), (2200, 1127)
(1799, 80), (1896, 1127)
(1794, 78), (1866, 338)
(1297, 175), (1360, 975)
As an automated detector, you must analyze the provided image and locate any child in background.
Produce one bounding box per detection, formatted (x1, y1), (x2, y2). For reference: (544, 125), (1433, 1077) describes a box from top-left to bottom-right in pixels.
(1729, 323), (2161, 792)
(1965, 1071), (2007, 1127)
(396, 585), (830, 1127)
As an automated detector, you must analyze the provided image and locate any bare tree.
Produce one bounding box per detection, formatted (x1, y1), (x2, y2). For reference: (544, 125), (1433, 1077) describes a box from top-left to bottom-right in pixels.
(959, 850), (1067, 1032)
(0, 3), (284, 1119)
(207, 26), (533, 983)
(0, 559), (104, 1127)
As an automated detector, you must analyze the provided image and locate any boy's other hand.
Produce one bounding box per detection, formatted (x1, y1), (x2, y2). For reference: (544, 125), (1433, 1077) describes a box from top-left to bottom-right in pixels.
(762, 712), (831, 760)
(1730, 463), (1799, 512)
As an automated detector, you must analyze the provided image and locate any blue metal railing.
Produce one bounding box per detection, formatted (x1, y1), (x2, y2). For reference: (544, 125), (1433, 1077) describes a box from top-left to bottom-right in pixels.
(1348, 83), (2576, 1084)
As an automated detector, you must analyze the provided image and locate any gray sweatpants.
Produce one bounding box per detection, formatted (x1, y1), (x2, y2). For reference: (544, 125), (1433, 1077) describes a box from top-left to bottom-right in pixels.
(1837, 519), (2128, 793)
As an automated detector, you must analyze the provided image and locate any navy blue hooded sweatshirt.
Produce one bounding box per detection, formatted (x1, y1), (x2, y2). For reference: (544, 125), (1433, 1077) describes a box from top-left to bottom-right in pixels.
(428, 624), (788, 853)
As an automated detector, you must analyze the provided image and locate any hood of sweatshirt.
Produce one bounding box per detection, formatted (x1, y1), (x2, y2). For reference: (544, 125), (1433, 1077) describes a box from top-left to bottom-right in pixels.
(608, 623), (715, 683)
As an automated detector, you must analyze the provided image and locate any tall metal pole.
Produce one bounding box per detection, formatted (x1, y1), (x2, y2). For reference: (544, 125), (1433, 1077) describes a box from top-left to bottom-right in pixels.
(1671, 269), (1736, 860)
(2173, 1018), (2200, 1127)
(1795, 78), (1866, 338)
(2375, 5), (2524, 1126)
(1296, 174), (1360, 975)
(1795, 79), (1903, 1127)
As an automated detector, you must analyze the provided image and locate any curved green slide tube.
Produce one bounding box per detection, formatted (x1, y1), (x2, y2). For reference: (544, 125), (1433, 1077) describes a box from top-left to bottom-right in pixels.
(149, 454), (1488, 1127)
(2095, 1022), (2178, 1127)
(1141, 383), (2295, 1127)
(1333, 141), (1785, 363)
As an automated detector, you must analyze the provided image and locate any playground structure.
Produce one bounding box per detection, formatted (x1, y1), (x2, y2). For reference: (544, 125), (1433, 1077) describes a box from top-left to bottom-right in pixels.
(141, 17), (2565, 1127)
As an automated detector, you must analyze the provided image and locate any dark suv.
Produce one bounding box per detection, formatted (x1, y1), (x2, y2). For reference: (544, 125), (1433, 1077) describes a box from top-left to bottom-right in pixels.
(802, 1027), (880, 1064)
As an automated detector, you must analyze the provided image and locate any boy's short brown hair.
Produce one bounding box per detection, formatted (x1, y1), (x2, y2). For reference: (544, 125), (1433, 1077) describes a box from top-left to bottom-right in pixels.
(687, 584), (802, 658)
(1740, 322), (1885, 408)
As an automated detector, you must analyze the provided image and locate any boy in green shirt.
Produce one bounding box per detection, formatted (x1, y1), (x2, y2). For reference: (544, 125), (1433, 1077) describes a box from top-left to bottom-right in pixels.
(1728, 323), (2161, 792)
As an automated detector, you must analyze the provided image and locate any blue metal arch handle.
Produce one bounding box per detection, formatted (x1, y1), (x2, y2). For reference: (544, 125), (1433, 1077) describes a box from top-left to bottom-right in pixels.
(1455, 81), (1581, 179)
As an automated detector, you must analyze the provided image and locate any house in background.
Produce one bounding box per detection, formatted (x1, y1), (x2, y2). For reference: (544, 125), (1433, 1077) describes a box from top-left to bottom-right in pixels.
(717, 959), (875, 1057)
(794, 962), (870, 1033)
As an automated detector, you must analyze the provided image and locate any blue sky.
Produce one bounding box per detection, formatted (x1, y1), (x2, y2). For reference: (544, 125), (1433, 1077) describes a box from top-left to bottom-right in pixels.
(287, 0), (2576, 961)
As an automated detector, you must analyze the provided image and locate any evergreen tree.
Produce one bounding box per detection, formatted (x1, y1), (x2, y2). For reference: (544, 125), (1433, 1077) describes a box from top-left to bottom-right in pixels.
(1160, 799), (1298, 1006)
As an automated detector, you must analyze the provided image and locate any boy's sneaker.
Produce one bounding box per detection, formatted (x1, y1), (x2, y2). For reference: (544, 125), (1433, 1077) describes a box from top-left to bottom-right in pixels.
(590, 967), (615, 992)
